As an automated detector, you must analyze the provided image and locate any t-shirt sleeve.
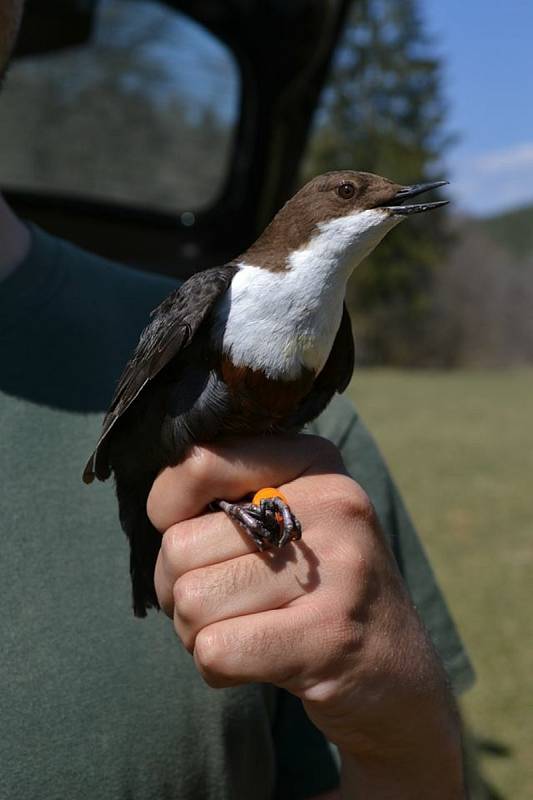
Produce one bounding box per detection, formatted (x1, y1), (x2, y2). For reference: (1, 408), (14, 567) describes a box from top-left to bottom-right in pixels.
(309, 394), (475, 695)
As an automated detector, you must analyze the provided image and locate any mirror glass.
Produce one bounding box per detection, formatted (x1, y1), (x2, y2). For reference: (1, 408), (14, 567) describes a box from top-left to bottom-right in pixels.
(0, 0), (240, 213)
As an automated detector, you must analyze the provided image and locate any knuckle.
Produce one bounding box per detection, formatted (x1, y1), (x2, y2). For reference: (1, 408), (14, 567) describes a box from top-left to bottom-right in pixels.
(154, 555), (175, 618)
(146, 467), (179, 532)
(172, 573), (201, 623)
(146, 486), (163, 531)
(315, 480), (377, 579)
(174, 615), (196, 654)
(327, 477), (374, 521)
(194, 629), (229, 687)
(160, 526), (179, 566)
(160, 522), (192, 575)
(319, 598), (365, 652)
(188, 446), (217, 483)
(350, 549), (372, 584)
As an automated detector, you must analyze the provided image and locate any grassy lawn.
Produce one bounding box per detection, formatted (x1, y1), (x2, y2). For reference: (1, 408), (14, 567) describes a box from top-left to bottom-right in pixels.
(348, 368), (533, 799)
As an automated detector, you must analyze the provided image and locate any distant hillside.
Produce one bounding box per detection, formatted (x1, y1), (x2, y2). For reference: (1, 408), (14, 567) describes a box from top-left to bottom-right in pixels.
(478, 204), (533, 261)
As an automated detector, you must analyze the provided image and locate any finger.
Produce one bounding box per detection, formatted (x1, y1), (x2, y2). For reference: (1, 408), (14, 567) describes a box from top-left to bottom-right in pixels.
(155, 472), (372, 620)
(154, 549), (174, 616)
(154, 474), (331, 617)
(172, 541), (316, 650)
(155, 511), (259, 614)
(156, 474), (329, 582)
(160, 511), (257, 579)
(192, 603), (343, 691)
(147, 434), (344, 532)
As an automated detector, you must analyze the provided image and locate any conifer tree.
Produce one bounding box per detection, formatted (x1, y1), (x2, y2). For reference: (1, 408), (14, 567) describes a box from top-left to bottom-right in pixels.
(304, 0), (451, 364)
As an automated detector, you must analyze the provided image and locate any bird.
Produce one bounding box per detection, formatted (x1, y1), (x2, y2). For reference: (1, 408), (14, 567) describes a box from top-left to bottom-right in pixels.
(83, 170), (448, 617)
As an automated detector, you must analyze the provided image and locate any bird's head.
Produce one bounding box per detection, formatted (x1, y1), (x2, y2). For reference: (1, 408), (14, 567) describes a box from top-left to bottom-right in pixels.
(245, 170), (448, 275)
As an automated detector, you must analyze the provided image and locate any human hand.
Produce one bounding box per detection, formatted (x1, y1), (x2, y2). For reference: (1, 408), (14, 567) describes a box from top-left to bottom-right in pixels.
(148, 435), (463, 796)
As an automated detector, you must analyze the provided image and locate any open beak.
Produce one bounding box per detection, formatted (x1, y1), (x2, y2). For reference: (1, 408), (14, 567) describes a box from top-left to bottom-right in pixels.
(383, 180), (449, 215)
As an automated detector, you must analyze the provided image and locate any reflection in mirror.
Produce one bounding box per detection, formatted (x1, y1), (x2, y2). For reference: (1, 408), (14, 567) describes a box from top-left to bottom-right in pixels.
(0, 0), (239, 213)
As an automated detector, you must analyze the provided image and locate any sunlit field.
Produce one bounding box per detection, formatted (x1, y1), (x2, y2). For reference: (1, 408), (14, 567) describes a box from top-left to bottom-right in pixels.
(348, 369), (533, 799)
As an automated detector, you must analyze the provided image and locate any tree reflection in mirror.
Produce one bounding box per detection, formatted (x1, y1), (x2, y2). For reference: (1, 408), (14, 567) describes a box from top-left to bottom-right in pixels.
(0, 0), (240, 214)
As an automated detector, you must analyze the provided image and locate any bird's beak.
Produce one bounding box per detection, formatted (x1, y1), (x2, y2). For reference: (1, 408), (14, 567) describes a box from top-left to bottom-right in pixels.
(382, 180), (449, 215)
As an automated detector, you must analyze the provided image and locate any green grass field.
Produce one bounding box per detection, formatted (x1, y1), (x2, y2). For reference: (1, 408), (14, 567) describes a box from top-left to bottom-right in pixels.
(348, 369), (533, 799)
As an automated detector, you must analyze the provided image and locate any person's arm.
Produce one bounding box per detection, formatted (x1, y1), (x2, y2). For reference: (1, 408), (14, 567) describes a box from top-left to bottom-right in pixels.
(148, 435), (464, 798)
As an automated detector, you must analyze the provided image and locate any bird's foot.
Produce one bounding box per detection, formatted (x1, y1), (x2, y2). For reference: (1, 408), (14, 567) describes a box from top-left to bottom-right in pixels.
(217, 489), (302, 550)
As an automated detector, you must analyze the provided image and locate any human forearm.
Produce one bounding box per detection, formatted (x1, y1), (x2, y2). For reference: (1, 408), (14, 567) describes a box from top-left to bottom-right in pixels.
(300, 581), (466, 799)
(337, 670), (465, 800)
(339, 731), (465, 799)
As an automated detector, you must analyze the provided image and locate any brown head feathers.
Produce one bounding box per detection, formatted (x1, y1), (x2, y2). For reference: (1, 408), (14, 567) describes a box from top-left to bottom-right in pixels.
(244, 170), (402, 272)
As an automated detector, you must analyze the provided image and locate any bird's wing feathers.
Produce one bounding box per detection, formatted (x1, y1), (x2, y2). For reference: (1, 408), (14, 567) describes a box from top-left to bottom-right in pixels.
(287, 304), (355, 428)
(327, 303), (355, 394)
(83, 265), (236, 483)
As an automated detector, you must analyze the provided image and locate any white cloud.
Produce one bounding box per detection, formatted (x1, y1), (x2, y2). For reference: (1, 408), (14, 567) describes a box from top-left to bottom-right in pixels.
(473, 143), (533, 173)
(449, 142), (533, 216)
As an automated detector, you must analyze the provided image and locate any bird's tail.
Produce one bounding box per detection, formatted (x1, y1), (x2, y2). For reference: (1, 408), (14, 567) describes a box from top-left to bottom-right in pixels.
(115, 475), (161, 618)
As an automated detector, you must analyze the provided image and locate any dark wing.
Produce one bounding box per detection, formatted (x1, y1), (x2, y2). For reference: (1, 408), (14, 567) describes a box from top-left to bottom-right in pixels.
(287, 304), (355, 429)
(83, 264), (236, 483)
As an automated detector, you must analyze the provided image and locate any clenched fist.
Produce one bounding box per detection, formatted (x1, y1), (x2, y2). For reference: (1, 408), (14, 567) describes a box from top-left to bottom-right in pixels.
(148, 434), (464, 799)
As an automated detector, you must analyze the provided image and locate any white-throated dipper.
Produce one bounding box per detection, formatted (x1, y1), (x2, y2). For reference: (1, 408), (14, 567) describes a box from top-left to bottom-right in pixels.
(83, 170), (448, 616)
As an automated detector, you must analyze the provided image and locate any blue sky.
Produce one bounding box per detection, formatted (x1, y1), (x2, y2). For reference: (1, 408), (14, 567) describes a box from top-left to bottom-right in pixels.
(421, 0), (533, 216)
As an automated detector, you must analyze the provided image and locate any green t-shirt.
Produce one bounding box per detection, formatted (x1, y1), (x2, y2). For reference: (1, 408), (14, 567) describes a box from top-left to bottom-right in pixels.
(0, 226), (473, 800)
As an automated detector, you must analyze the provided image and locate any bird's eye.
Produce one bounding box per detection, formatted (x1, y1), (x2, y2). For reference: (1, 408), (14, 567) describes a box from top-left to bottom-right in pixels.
(337, 182), (356, 200)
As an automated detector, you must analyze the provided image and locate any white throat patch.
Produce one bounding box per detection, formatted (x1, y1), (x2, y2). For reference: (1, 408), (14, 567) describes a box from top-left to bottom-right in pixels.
(214, 209), (400, 380)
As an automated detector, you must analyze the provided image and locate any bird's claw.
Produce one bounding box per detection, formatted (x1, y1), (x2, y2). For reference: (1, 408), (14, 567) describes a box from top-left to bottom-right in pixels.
(217, 497), (302, 550)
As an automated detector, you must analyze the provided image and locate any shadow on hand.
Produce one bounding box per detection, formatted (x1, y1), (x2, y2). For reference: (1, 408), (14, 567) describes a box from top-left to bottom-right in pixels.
(260, 538), (320, 594)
